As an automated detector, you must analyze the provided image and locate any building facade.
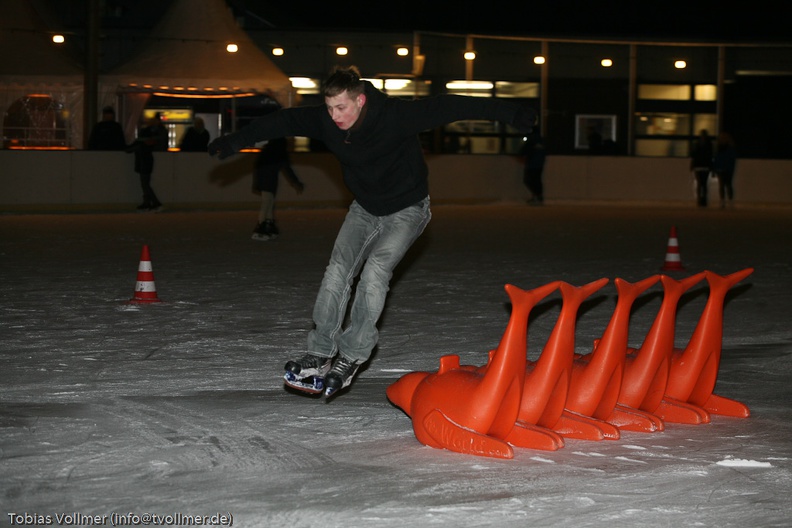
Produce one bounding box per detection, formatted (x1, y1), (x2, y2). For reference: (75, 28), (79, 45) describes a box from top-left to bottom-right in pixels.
(249, 29), (792, 159)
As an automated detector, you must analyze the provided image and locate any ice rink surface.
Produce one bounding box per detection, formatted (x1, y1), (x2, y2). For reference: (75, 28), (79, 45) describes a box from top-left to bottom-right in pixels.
(2, 203), (791, 527)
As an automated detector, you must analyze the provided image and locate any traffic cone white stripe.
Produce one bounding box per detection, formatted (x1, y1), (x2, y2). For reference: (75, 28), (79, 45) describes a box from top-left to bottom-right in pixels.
(129, 244), (163, 303)
(135, 281), (157, 292)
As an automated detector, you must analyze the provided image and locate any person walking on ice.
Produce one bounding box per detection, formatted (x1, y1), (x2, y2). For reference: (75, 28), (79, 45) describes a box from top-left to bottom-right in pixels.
(251, 137), (304, 241)
(208, 66), (536, 397)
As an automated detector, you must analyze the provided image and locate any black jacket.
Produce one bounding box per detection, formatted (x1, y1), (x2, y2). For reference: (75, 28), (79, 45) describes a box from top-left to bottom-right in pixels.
(180, 127), (210, 152)
(88, 120), (126, 150)
(690, 137), (714, 171)
(225, 82), (528, 215)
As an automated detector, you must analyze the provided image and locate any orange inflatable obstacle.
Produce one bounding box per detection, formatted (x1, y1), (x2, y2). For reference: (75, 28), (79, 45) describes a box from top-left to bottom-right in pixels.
(567, 276), (662, 435)
(388, 270), (752, 459)
(386, 282), (561, 458)
(617, 273), (707, 424)
(507, 279), (616, 445)
(664, 268), (754, 418)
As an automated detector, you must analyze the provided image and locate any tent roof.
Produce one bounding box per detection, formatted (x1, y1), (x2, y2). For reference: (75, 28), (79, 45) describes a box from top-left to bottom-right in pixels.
(0, 0), (83, 84)
(106, 0), (294, 105)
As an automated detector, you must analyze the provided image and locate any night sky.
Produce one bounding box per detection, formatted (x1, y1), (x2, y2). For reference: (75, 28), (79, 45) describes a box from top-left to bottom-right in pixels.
(232, 0), (786, 41)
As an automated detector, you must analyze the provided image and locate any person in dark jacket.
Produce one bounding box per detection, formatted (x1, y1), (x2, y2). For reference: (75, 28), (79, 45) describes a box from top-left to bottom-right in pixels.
(690, 129), (714, 207)
(713, 132), (737, 208)
(88, 106), (126, 150)
(521, 135), (546, 205)
(179, 116), (210, 152)
(128, 112), (168, 212)
(208, 66), (536, 396)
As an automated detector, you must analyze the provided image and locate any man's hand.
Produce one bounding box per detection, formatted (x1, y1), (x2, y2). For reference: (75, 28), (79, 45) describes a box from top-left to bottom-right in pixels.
(207, 136), (236, 160)
(512, 106), (538, 134)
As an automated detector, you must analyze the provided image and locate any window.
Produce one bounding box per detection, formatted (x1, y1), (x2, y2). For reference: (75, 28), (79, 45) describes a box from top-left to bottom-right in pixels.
(432, 80), (537, 154)
(638, 84), (717, 102)
(575, 115), (616, 150)
(2, 94), (69, 148)
(495, 82), (539, 98)
(638, 84), (691, 100)
(443, 120), (501, 154)
(634, 113), (690, 136)
(694, 85), (717, 101)
(693, 114), (717, 135)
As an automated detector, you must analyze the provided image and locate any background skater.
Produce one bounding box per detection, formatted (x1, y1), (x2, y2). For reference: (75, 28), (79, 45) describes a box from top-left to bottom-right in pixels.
(521, 134), (546, 205)
(128, 112), (168, 212)
(690, 129), (714, 207)
(251, 137), (304, 241)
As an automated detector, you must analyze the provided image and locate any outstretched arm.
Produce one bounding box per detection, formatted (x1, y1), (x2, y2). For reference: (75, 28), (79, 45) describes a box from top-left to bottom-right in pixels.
(395, 95), (537, 135)
(208, 106), (322, 160)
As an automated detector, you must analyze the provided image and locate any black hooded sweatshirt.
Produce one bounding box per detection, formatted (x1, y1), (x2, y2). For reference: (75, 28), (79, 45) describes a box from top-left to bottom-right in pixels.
(227, 82), (526, 216)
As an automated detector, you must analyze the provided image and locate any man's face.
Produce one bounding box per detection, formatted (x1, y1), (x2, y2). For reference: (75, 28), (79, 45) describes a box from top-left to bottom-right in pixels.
(325, 90), (366, 131)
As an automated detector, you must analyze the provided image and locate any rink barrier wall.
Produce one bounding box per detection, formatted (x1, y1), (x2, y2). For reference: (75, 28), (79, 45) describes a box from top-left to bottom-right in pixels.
(1, 150), (790, 212)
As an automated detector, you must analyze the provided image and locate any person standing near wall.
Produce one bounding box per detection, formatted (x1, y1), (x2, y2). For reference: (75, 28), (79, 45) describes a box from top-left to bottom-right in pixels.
(179, 116), (210, 152)
(713, 132), (737, 208)
(521, 135), (546, 205)
(128, 112), (168, 212)
(88, 106), (126, 150)
(690, 129), (714, 207)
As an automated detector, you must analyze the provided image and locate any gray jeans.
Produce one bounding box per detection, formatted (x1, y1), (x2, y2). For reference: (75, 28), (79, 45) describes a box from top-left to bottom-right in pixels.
(307, 197), (431, 363)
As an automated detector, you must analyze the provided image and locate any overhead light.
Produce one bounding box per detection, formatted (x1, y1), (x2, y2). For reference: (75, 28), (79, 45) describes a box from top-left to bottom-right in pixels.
(151, 91), (257, 99)
(272, 47), (284, 56)
(534, 56), (546, 65)
(675, 60), (687, 69)
(397, 47), (409, 57)
(290, 77), (317, 89)
(385, 79), (411, 90)
(464, 51), (476, 61)
(52, 34), (65, 44)
(226, 43), (239, 53)
(336, 46), (348, 56)
(445, 81), (494, 90)
(601, 58), (613, 67)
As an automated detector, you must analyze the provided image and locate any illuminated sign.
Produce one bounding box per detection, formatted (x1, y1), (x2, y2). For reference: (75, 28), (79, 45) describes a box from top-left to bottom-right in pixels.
(142, 108), (193, 123)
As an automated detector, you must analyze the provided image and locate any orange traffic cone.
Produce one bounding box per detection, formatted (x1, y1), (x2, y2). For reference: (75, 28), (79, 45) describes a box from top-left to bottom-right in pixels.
(661, 226), (685, 271)
(129, 245), (162, 303)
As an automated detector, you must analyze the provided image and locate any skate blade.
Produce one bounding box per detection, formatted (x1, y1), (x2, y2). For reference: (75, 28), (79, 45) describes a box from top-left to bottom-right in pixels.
(284, 371), (324, 394)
